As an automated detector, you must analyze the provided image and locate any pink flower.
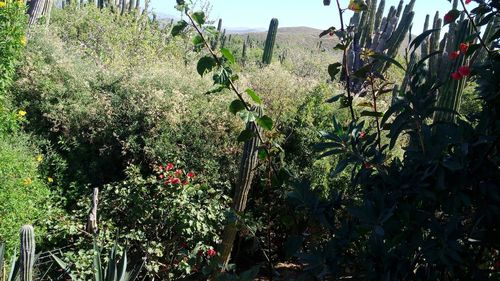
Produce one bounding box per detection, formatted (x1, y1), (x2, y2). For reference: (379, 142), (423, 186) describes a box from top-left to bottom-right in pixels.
(458, 65), (471, 76)
(166, 163), (174, 171)
(187, 172), (195, 178)
(170, 177), (181, 185)
(159, 174), (164, 179)
(451, 72), (463, 80)
(182, 180), (189, 185)
(359, 131), (366, 139)
(459, 43), (469, 54)
(206, 248), (217, 257)
(175, 169), (183, 176)
(448, 51), (460, 60)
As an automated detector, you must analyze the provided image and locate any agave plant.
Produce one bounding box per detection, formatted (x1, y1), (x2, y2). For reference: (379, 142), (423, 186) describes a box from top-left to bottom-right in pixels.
(51, 240), (143, 281)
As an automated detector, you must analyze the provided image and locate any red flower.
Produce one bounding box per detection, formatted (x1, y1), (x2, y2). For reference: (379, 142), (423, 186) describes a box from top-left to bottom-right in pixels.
(465, 0), (472, 3)
(182, 180), (189, 185)
(166, 163), (174, 171)
(444, 13), (454, 23)
(171, 177), (181, 184)
(458, 65), (471, 76)
(459, 43), (469, 54)
(206, 248), (217, 257)
(448, 51), (460, 60)
(359, 131), (366, 139)
(187, 172), (195, 178)
(328, 32), (334, 36)
(451, 72), (463, 80)
(175, 169), (183, 176)
(164, 179), (171, 185)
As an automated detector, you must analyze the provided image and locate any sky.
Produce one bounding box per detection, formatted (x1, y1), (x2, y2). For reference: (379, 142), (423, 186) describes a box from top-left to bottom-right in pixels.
(150, 0), (466, 32)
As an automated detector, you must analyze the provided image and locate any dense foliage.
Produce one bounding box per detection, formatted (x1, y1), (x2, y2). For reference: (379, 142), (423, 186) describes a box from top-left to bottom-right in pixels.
(0, 0), (498, 280)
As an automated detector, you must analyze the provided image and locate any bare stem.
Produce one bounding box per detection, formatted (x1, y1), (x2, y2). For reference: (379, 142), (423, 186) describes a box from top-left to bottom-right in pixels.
(335, 0), (356, 123)
(369, 77), (382, 150)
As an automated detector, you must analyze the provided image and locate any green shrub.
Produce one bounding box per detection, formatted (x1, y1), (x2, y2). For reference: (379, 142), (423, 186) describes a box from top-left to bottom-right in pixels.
(0, 134), (54, 254)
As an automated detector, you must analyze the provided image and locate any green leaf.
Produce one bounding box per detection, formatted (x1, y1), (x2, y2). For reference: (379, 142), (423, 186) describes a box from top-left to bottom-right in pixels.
(197, 56), (217, 76)
(171, 20), (188, 37)
(353, 63), (373, 79)
(238, 110), (258, 122)
(192, 35), (203, 46)
(328, 63), (342, 81)
(229, 100), (246, 115)
(237, 129), (256, 142)
(258, 148), (268, 160)
(220, 48), (235, 64)
(360, 110), (383, 117)
(191, 11), (206, 25)
(244, 89), (262, 104)
(410, 28), (441, 51)
(370, 53), (405, 71)
(256, 115), (273, 131)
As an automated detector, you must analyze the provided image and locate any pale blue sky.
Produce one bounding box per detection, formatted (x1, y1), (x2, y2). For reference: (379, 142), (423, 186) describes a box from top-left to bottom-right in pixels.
(151, 0), (468, 32)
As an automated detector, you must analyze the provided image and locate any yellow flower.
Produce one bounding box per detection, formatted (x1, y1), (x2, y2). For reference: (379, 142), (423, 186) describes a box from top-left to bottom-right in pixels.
(23, 178), (33, 186)
(47, 177), (54, 183)
(36, 154), (43, 162)
(0, 2), (6, 8)
(20, 36), (27, 46)
(17, 110), (27, 117)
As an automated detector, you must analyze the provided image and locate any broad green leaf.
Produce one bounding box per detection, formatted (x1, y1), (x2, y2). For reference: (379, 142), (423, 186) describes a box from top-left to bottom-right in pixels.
(256, 115), (273, 131)
(370, 53), (405, 71)
(191, 11), (206, 25)
(258, 148), (268, 160)
(220, 48), (235, 64)
(328, 63), (342, 81)
(360, 110), (383, 117)
(171, 20), (188, 37)
(238, 110), (258, 123)
(353, 63), (373, 79)
(237, 129), (256, 142)
(410, 28), (441, 51)
(197, 56), (217, 76)
(229, 100), (246, 115)
(348, 0), (368, 12)
(192, 35), (203, 46)
(244, 89), (262, 104)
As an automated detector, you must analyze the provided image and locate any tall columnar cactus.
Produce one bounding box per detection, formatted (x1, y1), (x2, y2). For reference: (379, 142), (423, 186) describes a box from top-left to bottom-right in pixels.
(241, 41), (247, 65)
(20, 225), (35, 281)
(262, 18), (279, 65)
(346, 0), (415, 93)
(433, 13), (473, 123)
(219, 107), (263, 266)
(27, 0), (48, 26)
(211, 19), (223, 50)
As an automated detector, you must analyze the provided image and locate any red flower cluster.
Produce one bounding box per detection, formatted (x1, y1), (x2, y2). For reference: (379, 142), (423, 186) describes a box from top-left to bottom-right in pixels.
(451, 65), (471, 80)
(449, 43), (469, 61)
(156, 162), (196, 187)
(206, 248), (217, 257)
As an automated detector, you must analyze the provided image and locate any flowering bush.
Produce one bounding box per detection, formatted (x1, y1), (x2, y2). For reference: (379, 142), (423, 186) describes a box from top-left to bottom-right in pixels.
(56, 163), (230, 280)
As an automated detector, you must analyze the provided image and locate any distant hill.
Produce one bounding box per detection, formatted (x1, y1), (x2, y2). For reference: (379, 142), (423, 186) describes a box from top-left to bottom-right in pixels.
(234, 26), (339, 51)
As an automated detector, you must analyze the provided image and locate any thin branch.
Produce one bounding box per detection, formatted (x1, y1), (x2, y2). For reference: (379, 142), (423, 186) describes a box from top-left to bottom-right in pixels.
(459, 0), (492, 54)
(335, 0), (356, 123)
